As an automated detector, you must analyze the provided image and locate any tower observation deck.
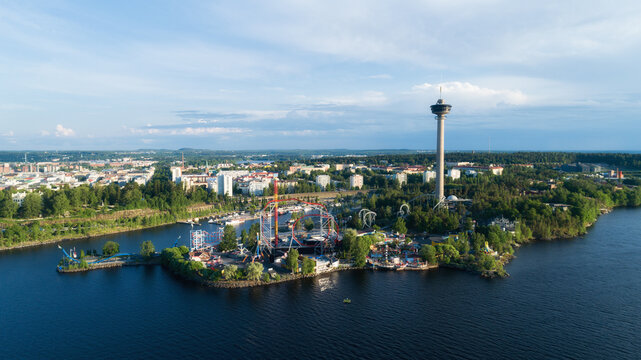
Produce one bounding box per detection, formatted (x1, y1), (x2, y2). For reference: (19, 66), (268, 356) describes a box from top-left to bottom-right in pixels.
(430, 97), (452, 202)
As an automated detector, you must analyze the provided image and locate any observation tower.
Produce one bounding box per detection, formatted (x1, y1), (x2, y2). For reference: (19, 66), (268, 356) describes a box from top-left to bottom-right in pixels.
(430, 90), (452, 202)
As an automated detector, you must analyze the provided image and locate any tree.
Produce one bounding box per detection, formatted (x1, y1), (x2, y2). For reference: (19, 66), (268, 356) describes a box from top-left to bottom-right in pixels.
(302, 257), (316, 274)
(240, 229), (249, 247)
(52, 192), (70, 217)
(0, 196), (18, 219)
(19, 193), (42, 218)
(140, 240), (155, 258)
(247, 222), (260, 249)
(246, 262), (264, 281)
(102, 241), (120, 256)
(393, 218), (408, 234)
(286, 248), (299, 273)
(434, 244), (460, 264)
(219, 225), (237, 252)
(420, 244), (437, 264)
(304, 219), (314, 231)
(352, 236), (372, 267)
(341, 228), (357, 259)
(223, 264), (238, 280)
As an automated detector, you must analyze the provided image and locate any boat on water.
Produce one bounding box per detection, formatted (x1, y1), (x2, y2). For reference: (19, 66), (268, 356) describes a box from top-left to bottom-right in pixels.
(208, 218), (215, 224)
(224, 219), (244, 226)
(343, 298), (351, 304)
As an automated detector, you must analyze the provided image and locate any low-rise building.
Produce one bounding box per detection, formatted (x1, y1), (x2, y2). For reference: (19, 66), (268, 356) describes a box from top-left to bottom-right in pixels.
(349, 174), (364, 189)
(423, 170), (436, 183)
(448, 168), (461, 179)
(316, 174), (331, 189)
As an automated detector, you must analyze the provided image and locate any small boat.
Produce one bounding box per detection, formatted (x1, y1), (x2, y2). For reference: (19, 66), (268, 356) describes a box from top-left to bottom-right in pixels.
(343, 298), (351, 304)
(208, 218), (215, 224)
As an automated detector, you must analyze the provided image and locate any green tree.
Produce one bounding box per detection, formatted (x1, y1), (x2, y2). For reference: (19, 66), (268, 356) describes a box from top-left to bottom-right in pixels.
(0, 196), (19, 218)
(302, 257), (316, 274)
(434, 244), (459, 264)
(223, 264), (238, 280)
(341, 228), (358, 259)
(140, 240), (155, 258)
(19, 193), (42, 218)
(304, 219), (314, 231)
(246, 261), (264, 281)
(352, 236), (372, 267)
(393, 218), (408, 234)
(420, 244), (437, 264)
(248, 222), (260, 247)
(102, 241), (120, 256)
(240, 229), (249, 247)
(286, 248), (299, 273)
(52, 192), (70, 217)
(219, 225), (237, 252)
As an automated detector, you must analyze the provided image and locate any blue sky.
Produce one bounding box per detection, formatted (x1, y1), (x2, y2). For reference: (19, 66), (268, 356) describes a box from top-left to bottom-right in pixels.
(1, 0), (640, 151)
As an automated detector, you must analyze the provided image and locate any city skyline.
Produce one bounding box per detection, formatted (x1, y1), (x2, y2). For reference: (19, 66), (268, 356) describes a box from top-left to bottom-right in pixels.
(1, 1), (641, 151)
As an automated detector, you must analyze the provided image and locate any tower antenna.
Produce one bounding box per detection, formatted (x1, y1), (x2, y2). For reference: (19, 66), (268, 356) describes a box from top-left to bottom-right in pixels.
(440, 86), (442, 99)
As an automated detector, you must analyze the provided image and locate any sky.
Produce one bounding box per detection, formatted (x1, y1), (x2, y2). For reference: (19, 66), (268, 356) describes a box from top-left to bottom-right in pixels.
(1, 0), (640, 151)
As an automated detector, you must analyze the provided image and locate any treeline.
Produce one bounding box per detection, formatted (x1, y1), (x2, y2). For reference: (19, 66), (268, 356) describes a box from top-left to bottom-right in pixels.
(0, 205), (224, 248)
(0, 165), (252, 220)
(337, 166), (641, 241)
(316, 152), (641, 169)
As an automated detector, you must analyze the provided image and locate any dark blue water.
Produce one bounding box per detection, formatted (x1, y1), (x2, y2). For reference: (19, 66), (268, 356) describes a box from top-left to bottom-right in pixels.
(2, 209), (641, 359)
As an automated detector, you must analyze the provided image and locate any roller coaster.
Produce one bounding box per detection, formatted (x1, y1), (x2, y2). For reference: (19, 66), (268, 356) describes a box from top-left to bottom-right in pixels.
(57, 245), (134, 267)
(189, 228), (223, 251)
(258, 198), (339, 258)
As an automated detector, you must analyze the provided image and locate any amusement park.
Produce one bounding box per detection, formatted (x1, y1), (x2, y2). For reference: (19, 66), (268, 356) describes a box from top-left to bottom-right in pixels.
(185, 182), (343, 276)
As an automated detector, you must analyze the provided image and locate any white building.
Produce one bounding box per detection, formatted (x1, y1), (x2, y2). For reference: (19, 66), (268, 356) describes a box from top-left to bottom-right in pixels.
(11, 192), (27, 206)
(490, 166), (504, 176)
(394, 173), (407, 186)
(238, 179), (271, 195)
(217, 170), (250, 178)
(217, 174), (233, 196)
(448, 168), (461, 180)
(316, 174), (331, 189)
(206, 177), (218, 192)
(171, 167), (182, 183)
(423, 170), (436, 183)
(349, 174), (364, 189)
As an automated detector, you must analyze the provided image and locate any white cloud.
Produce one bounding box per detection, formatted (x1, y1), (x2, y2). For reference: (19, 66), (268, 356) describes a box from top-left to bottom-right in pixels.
(318, 91), (388, 107)
(3, 130), (14, 137)
(171, 127), (247, 136)
(211, 0), (641, 67)
(54, 124), (75, 137)
(411, 82), (527, 108)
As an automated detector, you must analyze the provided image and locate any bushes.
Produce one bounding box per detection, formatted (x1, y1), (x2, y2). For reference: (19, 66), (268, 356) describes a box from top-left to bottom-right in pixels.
(302, 257), (316, 275)
(246, 262), (264, 281)
(160, 247), (204, 279)
(102, 241), (120, 256)
(223, 264), (239, 280)
(286, 249), (299, 273)
(140, 240), (155, 258)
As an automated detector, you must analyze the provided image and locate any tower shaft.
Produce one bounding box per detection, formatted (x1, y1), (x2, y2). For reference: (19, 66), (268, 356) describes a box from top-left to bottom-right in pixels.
(430, 97), (452, 203)
(436, 115), (445, 201)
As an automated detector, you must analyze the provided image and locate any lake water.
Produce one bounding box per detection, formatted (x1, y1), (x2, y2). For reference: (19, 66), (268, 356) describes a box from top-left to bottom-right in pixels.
(1, 208), (640, 359)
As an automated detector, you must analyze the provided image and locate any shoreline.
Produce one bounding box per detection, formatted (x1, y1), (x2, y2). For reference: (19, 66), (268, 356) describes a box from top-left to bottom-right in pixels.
(0, 208), (240, 252)
(176, 264), (440, 289)
(0, 222), (175, 252)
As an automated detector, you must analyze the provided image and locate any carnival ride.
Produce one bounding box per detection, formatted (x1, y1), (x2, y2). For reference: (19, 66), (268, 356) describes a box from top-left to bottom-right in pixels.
(359, 208), (377, 228)
(397, 203), (410, 218)
(258, 198), (339, 259)
(58, 245), (134, 267)
(189, 228), (223, 251)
